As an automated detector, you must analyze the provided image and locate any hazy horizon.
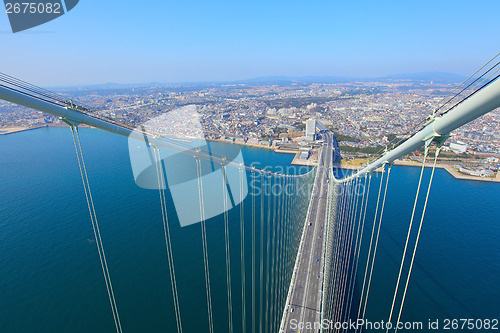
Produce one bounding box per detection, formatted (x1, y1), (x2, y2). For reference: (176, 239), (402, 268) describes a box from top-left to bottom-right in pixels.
(1, 0), (499, 86)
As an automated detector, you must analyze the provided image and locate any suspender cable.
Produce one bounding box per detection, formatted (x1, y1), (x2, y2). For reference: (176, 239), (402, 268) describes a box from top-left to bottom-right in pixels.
(265, 174), (273, 333)
(284, 177), (291, 288)
(69, 126), (122, 333)
(394, 147), (441, 333)
(332, 178), (353, 324)
(239, 168), (247, 333)
(360, 165), (392, 331)
(323, 177), (338, 328)
(154, 147), (183, 333)
(386, 142), (431, 330)
(195, 157), (214, 333)
(272, 176), (283, 332)
(221, 164), (234, 333)
(259, 173), (265, 333)
(356, 166), (386, 327)
(251, 171), (256, 333)
(269, 175), (278, 333)
(328, 181), (348, 323)
(346, 174), (371, 324)
(278, 176), (288, 326)
(339, 175), (362, 327)
(331, 179), (353, 324)
(334, 178), (357, 324)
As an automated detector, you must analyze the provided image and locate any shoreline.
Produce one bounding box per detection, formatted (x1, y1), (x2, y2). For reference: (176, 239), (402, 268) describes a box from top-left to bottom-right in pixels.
(1, 124), (319, 166)
(342, 159), (500, 183)
(0, 123), (92, 135)
(393, 159), (500, 183)
(0, 124), (49, 135)
(4, 125), (497, 182)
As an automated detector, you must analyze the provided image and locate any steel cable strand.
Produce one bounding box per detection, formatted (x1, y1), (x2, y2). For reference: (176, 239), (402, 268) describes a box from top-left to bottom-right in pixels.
(221, 164), (234, 333)
(196, 157), (214, 333)
(154, 148), (183, 333)
(340, 175), (364, 329)
(284, 176), (294, 316)
(327, 181), (348, 326)
(320, 176), (334, 332)
(286, 177), (296, 303)
(394, 148), (441, 333)
(259, 173), (265, 333)
(251, 171), (256, 333)
(386, 142), (431, 331)
(333, 179), (355, 325)
(355, 166), (386, 333)
(339, 175), (361, 325)
(359, 165), (392, 333)
(272, 175), (283, 332)
(240, 168), (247, 333)
(332, 178), (355, 327)
(275, 176), (285, 330)
(432, 52), (500, 116)
(279, 176), (291, 327)
(268, 175), (279, 333)
(345, 174), (372, 325)
(323, 179), (340, 331)
(264, 174), (273, 333)
(334, 178), (357, 327)
(70, 126), (122, 333)
(331, 180), (354, 328)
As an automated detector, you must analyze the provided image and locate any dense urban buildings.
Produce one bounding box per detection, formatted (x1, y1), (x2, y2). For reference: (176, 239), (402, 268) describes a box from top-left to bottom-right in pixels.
(1, 78), (499, 174)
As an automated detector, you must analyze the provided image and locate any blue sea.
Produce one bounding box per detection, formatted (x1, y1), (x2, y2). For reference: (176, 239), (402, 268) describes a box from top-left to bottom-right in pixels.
(0, 127), (499, 332)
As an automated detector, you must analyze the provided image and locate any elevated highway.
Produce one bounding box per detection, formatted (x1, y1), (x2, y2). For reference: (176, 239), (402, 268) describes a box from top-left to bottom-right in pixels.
(281, 131), (337, 332)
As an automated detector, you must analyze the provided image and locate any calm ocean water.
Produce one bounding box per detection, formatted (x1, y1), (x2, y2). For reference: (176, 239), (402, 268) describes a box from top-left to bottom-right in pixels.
(0, 127), (499, 332)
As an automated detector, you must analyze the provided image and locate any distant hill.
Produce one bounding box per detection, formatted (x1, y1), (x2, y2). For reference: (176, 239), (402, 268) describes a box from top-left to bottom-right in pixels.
(381, 72), (466, 83)
(53, 72), (466, 91)
(243, 72), (466, 84)
(241, 75), (355, 85)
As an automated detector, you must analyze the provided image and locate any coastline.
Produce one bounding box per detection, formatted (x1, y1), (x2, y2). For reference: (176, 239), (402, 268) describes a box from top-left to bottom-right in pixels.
(393, 159), (500, 183)
(3, 126), (497, 182)
(1, 125), (320, 166)
(0, 124), (48, 135)
(0, 123), (92, 135)
(210, 138), (320, 166)
(340, 158), (500, 183)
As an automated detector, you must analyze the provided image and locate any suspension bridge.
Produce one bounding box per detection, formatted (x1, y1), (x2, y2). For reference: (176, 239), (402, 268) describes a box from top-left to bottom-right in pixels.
(1, 55), (500, 333)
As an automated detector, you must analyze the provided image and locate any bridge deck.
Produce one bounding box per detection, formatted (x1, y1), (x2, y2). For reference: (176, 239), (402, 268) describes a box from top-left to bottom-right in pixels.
(281, 132), (334, 332)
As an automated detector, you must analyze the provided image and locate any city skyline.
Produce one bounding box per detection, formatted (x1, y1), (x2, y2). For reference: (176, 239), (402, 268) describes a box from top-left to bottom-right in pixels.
(1, 0), (499, 86)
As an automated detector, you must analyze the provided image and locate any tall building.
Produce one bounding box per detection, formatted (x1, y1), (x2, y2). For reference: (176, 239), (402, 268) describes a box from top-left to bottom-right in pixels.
(306, 118), (316, 141)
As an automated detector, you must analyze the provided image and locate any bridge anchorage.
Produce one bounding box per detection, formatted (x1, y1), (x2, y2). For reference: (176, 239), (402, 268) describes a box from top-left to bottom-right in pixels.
(1, 54), (500, 333)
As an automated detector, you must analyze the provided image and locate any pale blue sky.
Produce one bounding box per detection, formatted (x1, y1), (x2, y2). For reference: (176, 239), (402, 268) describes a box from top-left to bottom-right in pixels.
(1, 0), (499, 86)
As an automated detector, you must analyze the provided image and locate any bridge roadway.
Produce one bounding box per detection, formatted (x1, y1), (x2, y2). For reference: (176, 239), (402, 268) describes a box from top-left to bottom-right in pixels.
(281, 131), (335, 332)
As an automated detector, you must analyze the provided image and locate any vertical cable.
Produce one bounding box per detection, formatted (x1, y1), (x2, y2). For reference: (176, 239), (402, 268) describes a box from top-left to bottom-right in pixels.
(345, 174), (371, 324)
(386, 143), (430, 330)
(394, 148), (441, 333)
(251, 171), (256, 333)
(239, 168), (247, 333)
(196, 157), (214, 333)
(356, 166), (386, 327)
(70, 126), (122, 333)
(265, 174), (273, 333)
(259, 173), (265, 333)
(360, 165), (392, 331)
(154, 147), (183, 333)
(221, 164), (234, 333)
